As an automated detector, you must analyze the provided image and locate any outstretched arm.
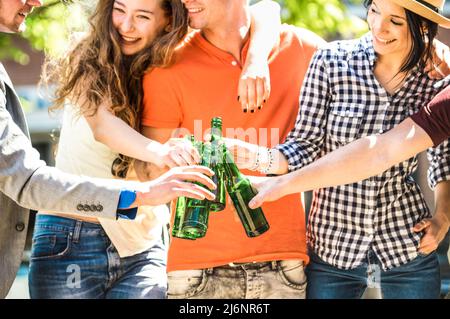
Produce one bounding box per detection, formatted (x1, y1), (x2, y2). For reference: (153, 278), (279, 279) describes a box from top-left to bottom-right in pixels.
(84, 103), (200, 169)
(239, 0), (281, 112)
(0, 102), (214, 217)
(249, 118), (434, 208)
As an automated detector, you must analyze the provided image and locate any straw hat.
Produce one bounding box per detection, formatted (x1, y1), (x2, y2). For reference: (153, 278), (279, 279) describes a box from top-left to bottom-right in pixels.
(390, 0), (450, 28)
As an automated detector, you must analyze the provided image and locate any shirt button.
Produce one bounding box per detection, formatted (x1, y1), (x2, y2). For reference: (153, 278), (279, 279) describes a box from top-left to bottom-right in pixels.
(96, 205), (103, 212)
(231, 61), (237, 66)
(15, 222), (25, 232)
(77, 204), (84, 211)
(83, 204), (91, 211)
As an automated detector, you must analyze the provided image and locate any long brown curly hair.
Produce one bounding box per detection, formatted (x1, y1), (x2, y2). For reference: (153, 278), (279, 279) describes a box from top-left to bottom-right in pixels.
(46, 0), (188, 178)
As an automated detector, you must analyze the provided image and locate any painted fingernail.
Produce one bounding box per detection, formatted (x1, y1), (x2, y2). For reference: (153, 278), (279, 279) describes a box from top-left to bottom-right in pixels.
(251, 110), (255, 113)
(244, 109), (247, 113)
(238, 96), (240, 101)
(258, 106), (262, 110)
(263, 99), (266, 103)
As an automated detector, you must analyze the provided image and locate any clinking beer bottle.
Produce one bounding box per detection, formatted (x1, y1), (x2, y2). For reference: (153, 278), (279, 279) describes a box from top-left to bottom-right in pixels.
(181, 142), (213, 238)
(209, 117), (226, 212)
(172, 135), (201, 239)
(222, 145), (270, 237)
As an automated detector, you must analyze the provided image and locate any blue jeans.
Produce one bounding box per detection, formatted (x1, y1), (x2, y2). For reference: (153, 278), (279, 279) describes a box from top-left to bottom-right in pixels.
(28, 214), (167, 299)
(306, 249), (440, 299)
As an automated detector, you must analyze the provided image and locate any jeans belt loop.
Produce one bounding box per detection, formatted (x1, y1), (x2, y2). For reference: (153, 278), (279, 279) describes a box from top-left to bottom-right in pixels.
(72, 220), (82, 244)
(271, 260), (278, 271)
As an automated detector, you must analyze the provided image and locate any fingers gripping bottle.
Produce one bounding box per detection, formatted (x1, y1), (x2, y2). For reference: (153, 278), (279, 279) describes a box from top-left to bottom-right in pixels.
(180, 142), (213, 239)
(171, 135), (203, 239)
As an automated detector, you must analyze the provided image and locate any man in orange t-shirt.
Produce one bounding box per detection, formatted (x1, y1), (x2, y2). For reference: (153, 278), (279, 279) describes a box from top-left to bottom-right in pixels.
(141, 0), (325, 299)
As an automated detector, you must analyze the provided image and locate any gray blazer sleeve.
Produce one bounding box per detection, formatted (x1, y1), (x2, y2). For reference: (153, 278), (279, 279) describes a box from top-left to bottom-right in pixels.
(0, 89), (127, 220)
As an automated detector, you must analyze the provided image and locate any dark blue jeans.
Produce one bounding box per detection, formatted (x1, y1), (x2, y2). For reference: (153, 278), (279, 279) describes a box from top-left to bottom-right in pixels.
(306, 249), (440, 299)
(29, 214), (167, 299)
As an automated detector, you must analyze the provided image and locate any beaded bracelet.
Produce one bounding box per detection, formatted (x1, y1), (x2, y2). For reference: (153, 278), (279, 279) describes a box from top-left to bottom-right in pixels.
(258, 148), (274, 175)
(250, 147), (261, 171)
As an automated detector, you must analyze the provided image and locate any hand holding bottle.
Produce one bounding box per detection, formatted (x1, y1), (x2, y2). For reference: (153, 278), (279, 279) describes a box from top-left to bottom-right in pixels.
(206, 136), (260, 170)
(134, 165), (216, 207)
(247, 175), (289, 209)
(153, 137), (202, 168)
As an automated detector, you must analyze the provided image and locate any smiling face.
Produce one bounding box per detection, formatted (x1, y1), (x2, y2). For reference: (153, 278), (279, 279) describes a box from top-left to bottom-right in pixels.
(0, 0), (42, 33)
(367, 0), (412, 61)
(111, 0), (170, 56)
(180, 0), (227, 30)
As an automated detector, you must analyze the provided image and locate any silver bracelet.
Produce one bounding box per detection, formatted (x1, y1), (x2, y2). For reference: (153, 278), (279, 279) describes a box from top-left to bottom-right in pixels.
(250, 147), (261, 171)
(258, 148), (274, 175)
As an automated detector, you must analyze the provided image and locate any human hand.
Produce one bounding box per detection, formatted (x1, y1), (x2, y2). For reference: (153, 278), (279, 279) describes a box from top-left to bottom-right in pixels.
(247, 175), (288, 209)
(221, 137), (262, 170)
(413, 213), (450, 255)
(238, 57), (271, 113)
(136, 165), (216, 206)
(153, 137), (201, 169)
(424, 39), (450, 79)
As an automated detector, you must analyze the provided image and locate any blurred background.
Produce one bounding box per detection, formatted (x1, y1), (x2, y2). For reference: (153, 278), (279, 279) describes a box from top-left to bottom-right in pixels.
(1, 0), (449, 299)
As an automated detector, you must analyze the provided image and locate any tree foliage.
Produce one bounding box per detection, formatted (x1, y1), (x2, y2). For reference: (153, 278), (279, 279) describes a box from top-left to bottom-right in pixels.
(272, 0), (367, 40)
(1, 0), (368, 64)
(0, 0), (90, 63)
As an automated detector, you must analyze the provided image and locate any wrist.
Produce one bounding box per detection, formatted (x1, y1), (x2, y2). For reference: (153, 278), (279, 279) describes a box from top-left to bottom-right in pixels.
(249, 146), (262, 171)
(133, 191), (143, 208)
(434, 210), (450, 231)
(279, 174), (295, 196)
(257, 147), (274, 175)
(145, 141), (163, 162)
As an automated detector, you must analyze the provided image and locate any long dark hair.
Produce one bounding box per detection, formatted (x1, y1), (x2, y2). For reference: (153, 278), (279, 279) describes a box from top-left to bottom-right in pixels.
(364, 0), (438, 74)
(45, 0), (188, 177)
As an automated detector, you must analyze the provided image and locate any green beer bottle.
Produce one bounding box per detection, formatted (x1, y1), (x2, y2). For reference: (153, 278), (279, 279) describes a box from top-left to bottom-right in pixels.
(223, 145), (270, 237)
(209, 117), (226, 212)
(181, 142), (213, 238)
(172, 135), (200, 240)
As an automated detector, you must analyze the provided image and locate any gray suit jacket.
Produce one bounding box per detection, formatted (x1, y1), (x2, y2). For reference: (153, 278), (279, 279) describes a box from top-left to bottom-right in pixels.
(0, 63), (129, 298)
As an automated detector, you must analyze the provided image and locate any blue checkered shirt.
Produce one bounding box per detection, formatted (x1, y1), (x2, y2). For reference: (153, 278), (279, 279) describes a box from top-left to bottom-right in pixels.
(276, 33), (450, 270)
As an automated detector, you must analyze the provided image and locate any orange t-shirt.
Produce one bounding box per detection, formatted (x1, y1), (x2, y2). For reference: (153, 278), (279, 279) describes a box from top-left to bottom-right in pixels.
(142, 25), (323, 272)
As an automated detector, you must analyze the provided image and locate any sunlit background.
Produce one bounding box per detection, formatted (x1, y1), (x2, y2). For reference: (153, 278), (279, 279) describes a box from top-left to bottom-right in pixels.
(1, 0), (449, 299)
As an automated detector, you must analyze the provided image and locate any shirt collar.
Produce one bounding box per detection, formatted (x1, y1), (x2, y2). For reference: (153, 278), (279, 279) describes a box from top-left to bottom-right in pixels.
(192, 30), (251, 67)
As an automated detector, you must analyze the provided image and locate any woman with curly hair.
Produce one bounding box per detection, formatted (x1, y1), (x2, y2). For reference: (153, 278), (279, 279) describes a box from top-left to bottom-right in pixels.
(29, 0), (280, 299)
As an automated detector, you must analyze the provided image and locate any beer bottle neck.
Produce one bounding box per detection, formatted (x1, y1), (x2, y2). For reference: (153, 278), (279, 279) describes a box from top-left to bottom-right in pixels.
(224, 149), (242, 178)
(211, 127), (222, 141)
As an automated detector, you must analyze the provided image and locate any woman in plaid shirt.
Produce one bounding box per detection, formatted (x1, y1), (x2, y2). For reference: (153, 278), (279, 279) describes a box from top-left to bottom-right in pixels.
(226, 0), (450, 298)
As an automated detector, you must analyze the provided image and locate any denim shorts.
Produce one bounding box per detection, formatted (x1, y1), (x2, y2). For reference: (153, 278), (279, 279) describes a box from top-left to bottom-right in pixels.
(28, 214), (167, 299)
(168, 260), (306, 299)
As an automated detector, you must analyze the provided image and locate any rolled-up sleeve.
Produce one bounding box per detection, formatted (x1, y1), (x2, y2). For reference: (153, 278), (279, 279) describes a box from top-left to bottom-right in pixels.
(427, 138), (450, 189)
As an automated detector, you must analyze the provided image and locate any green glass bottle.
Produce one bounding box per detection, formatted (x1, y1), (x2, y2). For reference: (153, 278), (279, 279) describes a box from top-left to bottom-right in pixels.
(181, 142), (213, 238)
(209, 117), (226, 212)
(223, 145), (270, 237)
(172, 135), (200, 240)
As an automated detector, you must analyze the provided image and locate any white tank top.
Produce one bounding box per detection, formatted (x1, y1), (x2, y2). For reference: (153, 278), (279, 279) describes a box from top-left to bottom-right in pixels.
(46, 104), (169, 257)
